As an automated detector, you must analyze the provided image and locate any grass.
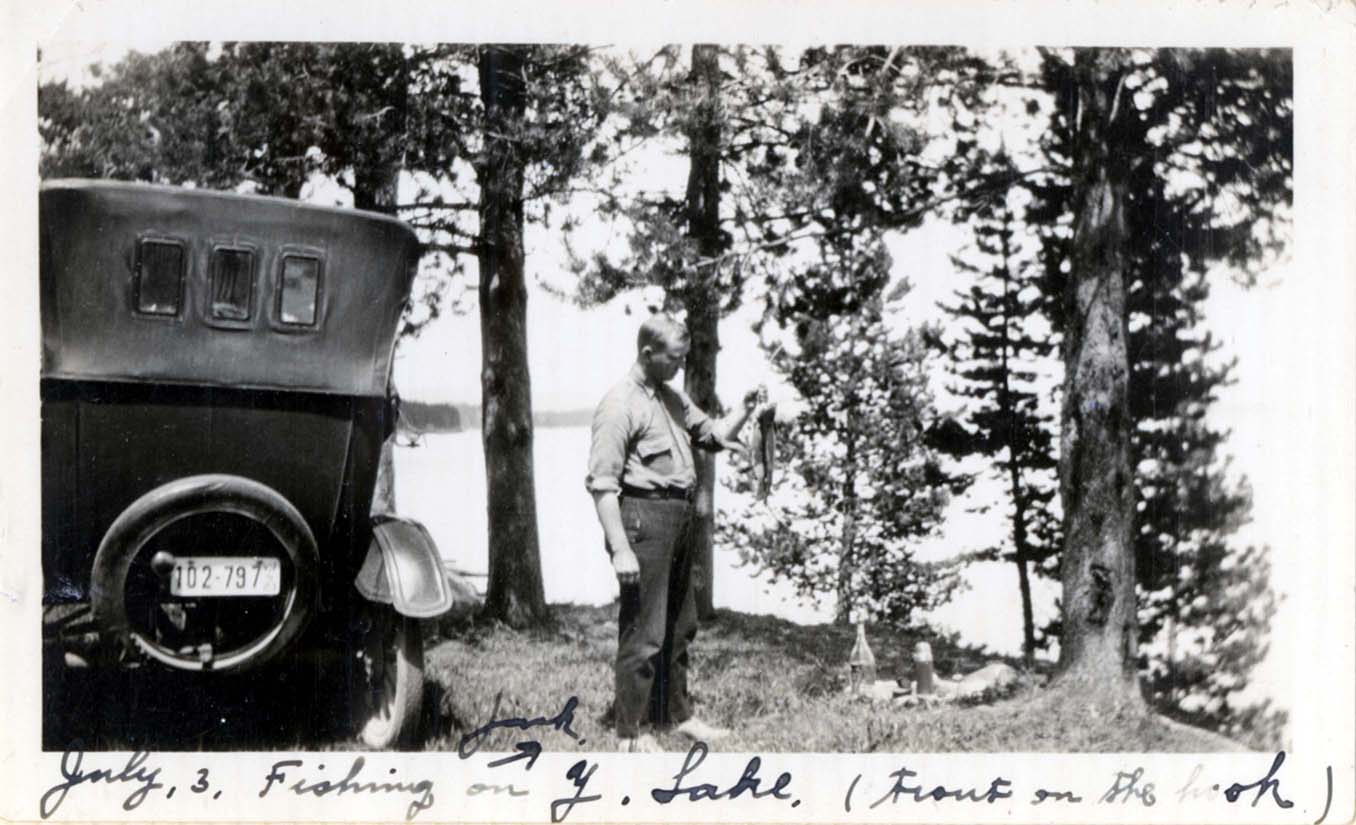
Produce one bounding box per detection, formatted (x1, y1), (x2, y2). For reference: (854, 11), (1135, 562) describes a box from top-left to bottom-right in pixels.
(45, 602), (1245, 752)
(422, 603), (1246, 754)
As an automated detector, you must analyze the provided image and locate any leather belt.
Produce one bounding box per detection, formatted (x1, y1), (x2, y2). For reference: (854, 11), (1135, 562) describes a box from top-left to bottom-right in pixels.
(620, 485), (695, 502)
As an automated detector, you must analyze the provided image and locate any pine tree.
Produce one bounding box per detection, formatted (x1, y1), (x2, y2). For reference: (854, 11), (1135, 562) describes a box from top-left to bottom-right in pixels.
(1020, 48), (1291, 719)
(718, 237), (961, 625)
(1127, 263), (1279, 735)
(942, 189), (1061, 666)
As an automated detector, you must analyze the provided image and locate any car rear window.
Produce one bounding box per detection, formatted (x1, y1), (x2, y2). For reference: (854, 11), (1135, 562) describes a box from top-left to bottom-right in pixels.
(135, 239), (185, 316)
(278, 255), (321, 326)
(210, 247), (255, 321)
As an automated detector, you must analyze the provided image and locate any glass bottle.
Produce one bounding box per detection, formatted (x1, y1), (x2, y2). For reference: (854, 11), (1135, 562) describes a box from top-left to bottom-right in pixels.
(848, 621), (878, 693)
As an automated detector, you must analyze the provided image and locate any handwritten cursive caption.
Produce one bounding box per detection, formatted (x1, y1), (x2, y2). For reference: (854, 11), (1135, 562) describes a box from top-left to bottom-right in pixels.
(40, 706), (1328, 824)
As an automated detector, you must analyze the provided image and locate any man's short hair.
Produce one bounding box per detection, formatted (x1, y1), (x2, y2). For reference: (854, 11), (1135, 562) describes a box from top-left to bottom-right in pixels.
(637, 314), (689, 355)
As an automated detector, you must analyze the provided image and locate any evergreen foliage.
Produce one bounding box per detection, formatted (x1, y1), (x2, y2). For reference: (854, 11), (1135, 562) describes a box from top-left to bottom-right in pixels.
(941, 183), (1062, 665)
(1018, 48), (1290, 728)
(716, 226), (968, 626)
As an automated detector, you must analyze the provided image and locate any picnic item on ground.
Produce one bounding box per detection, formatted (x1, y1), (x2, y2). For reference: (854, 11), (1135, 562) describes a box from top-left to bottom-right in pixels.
(847, 621), (878, 693)
(913, 641), (936, 695)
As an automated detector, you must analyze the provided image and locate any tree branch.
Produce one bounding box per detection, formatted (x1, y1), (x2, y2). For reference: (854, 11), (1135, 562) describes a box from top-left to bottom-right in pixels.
(691, 228), (840, 270)
(693, 162), (1063, 270)
(423, 240), (479, 257)
(396, 201), (478, 212)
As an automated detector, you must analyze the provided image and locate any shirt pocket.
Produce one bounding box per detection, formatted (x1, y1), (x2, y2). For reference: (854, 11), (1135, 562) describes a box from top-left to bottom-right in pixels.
(636, 432), (676, 476)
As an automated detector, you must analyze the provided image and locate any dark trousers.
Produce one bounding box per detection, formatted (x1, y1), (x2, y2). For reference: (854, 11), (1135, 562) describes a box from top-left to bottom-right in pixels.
(613, 496), (698, 738)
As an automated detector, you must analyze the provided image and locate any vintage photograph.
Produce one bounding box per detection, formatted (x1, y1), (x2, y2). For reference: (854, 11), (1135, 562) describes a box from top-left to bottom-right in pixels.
(34, 38), (1300, 762)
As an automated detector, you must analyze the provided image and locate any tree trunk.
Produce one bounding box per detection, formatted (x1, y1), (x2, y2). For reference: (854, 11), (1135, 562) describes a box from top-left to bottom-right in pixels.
(1055, 50), (1141, 706)
(997, 220), (1037, 668)
(835, 409), (859, 626)
(683, 44), (724, 621)
(835, 511), (856, 626)
(476, 46), (549, 628)
(356, 156), (405, 519)
(352, 169), (400, 213)
(1011, 472), (1037, 668)
(685, 301), (720, 621)
(366, 166), (401, 517)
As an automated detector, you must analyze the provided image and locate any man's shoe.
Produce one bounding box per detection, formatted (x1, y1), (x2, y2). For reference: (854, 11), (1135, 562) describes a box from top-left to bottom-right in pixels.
(673, 717), (730, 742)
(619, 733), (662, 753)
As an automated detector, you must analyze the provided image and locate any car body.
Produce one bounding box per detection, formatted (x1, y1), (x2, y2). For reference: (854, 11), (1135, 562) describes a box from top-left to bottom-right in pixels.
(40, 179), (457, 748)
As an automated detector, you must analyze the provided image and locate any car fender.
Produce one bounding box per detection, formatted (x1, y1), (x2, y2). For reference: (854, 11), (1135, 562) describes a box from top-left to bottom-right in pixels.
(354, 518), (455, 619)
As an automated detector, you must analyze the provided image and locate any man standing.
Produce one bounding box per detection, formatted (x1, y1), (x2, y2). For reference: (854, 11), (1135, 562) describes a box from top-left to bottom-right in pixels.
(586, 315), (768, 753)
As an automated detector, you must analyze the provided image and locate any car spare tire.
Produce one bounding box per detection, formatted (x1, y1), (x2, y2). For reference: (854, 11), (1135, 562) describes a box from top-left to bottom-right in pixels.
(90, 474), (319, 673)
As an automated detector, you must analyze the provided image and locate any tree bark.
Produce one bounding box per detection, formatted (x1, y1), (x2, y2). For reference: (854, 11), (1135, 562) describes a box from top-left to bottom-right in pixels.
(835, 513), (857, 626)
(476, 46), (549, 628)
(998, 223), (1037, 668)
(1010, 467), (1037, 668)
(685, 300), (720, 621)
(353, 169), (400, 213)
(683, 44), (724, 621)
(333, 75), (408, 514)
(362, 169), (403, 517)
(834, 433), (859, 626)
(1055, 50), (1141, 706)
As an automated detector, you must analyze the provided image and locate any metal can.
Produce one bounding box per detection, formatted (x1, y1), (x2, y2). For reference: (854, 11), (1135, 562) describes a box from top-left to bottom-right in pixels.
(913, 641), (935, 695)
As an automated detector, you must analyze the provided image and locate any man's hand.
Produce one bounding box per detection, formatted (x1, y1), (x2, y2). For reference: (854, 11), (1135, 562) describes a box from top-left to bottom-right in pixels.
(592, 491), (639, 586)
(612, 547), (640, 586)
(742, 386), (766, 414)
(742, 386), (775, 420)
(714, 386), (772, 448)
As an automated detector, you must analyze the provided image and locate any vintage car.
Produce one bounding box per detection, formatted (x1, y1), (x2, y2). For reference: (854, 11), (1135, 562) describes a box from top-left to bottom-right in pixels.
(39, 179), (460, 749)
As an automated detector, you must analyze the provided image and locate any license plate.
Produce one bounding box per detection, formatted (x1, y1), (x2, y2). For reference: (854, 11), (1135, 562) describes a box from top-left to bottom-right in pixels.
(169, 557), (281, 597)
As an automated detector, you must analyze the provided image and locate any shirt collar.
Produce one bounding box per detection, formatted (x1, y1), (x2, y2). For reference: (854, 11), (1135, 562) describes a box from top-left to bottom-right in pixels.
(628, 362), (659, 398)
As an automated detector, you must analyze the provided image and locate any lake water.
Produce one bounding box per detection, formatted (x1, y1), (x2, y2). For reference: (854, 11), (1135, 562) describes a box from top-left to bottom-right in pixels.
(394, 427), (1059, 656)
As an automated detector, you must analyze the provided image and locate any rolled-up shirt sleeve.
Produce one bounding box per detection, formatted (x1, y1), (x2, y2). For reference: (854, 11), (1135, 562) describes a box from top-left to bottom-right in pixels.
(586, 390), (631, 493)
(679, 390), (723, 452)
